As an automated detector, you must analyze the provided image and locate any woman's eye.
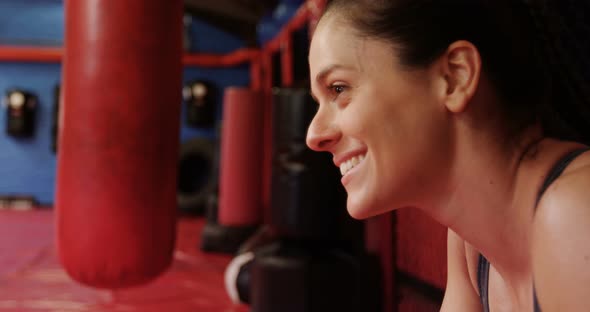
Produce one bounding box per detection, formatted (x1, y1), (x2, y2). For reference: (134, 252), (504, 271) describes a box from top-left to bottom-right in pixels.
(330, 85), (346, 94)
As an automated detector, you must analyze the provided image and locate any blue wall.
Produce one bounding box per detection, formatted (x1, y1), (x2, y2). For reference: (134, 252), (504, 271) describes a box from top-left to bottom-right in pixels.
(0, 0), (250, 205)
(0, 0), (64, 46)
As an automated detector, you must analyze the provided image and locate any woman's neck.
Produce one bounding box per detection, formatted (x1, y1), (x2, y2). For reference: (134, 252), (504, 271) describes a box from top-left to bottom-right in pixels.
(426, 127), (552, 279)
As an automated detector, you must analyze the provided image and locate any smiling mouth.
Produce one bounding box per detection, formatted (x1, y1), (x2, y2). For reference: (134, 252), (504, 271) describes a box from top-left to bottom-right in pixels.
(340, 154), (366, 176)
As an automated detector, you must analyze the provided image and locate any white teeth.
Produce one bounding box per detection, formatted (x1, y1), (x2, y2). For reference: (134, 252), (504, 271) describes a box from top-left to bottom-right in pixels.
(353, 156), (360, 165)
(339, 154), (366, 176)
(343, 161), (350, 174)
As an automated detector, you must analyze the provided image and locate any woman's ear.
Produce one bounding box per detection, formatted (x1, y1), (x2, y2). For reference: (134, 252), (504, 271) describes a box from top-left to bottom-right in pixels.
(435, 40), (482, 113)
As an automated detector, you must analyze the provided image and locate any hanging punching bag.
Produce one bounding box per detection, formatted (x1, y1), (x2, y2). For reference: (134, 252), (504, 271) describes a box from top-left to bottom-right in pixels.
(55, 0), (183, 288)
(218, 88), (264, 227)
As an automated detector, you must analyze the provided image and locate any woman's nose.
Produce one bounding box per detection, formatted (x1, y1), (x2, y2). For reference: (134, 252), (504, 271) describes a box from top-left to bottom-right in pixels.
(306, 109), (341, 152)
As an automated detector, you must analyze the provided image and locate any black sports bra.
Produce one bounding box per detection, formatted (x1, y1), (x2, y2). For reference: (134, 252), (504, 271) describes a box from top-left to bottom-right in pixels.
(477, 147), (589, 312)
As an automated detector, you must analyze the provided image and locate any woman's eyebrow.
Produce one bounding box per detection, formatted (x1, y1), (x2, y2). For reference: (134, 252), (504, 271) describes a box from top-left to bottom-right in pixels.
(315, 64), (355, 84)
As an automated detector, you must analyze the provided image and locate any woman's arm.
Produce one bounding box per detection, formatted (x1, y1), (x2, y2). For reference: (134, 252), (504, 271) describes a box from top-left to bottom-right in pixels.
(533, 166), (590, 311)
(440, 229), (483, 312)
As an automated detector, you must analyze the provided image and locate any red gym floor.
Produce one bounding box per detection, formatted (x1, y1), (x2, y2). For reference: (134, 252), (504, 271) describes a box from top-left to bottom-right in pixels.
(0, 209), (248, 312)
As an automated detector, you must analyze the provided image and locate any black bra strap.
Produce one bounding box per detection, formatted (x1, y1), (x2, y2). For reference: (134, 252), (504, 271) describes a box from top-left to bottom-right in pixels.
(534, 287), (542, 312)
(531, 147), (588, 311)
(476, 148), (588, 312)
(477, 254), (491, 312)
(535, 148), (590, 207)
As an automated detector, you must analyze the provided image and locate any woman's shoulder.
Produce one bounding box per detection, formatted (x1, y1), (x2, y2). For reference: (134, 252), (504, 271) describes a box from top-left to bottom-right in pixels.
(535, 147), (590, 221)
(532, 141), (590, 220)
(532, 149), (590, 311)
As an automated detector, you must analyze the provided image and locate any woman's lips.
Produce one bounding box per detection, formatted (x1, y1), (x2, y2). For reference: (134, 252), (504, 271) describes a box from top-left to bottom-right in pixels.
(340, 154), (366, 186)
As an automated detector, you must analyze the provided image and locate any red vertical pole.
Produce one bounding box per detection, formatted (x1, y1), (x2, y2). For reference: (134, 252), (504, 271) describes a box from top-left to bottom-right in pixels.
(308, 0), (328, 36)
(251, 57), (262, 91)
(280, 34), (294, 87)
(261, 51), (274, 222)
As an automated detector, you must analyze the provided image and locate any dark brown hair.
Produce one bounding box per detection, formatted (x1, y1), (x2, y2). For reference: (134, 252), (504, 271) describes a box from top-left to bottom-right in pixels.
(324, 0), (590, 144)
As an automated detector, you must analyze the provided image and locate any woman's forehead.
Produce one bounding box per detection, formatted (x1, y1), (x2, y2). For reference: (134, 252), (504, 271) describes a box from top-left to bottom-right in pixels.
(310, 19), (395, 77)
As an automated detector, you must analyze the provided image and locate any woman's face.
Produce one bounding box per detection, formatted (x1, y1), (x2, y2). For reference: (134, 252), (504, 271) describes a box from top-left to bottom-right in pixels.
(307, 13), (454, 219)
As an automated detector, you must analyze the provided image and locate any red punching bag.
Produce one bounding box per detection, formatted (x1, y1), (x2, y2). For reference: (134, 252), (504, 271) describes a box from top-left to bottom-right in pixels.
(55, 0), (183, 288)
(218, 88), (264, 226)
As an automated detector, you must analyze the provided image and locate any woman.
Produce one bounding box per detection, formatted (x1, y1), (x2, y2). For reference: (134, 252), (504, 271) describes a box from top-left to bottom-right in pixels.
(306, 0), (590, 311)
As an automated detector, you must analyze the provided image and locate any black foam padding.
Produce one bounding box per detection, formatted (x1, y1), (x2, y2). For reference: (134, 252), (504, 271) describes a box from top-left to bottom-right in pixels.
(270, 88), (362, 244)
(270, 149), (351, 239)
(177, 137), (216, 215)
(272, 88), (317, 147)
(291, 27), (310, 85)
(250, 242), (362, 312)
(236, 257), (253, 303)
(199, 222), (258, 254)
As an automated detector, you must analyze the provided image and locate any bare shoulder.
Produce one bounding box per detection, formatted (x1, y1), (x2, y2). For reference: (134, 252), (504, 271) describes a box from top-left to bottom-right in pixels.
(532, 160), (590, 311)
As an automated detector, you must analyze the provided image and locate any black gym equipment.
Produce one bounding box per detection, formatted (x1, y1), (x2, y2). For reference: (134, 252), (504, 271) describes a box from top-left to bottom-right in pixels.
(182, 80), (217, 128)
(177, 137), (217, 215)
(51, 85), (60, 153)
(4, 89), (38, 138)
(224, 88), (382, 312)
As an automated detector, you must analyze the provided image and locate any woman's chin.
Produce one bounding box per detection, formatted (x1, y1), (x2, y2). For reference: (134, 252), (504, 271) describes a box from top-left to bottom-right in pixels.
(346, 194), (395, 220)
(346, 197), (377, 220)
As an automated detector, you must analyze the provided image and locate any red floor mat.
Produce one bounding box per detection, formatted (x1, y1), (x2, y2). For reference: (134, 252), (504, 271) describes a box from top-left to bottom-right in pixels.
(0, 210), (248, 312)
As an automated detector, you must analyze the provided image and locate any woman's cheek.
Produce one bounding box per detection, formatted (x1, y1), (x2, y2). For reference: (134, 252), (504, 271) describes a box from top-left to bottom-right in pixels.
(339, 95), (368, 133)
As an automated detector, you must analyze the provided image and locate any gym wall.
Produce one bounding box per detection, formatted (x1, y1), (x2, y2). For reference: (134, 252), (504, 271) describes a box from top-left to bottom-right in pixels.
(0, 0), (250, 205)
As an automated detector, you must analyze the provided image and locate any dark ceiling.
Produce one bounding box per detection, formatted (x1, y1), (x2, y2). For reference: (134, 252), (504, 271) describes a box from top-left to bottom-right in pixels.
(184, 0), (279, 47)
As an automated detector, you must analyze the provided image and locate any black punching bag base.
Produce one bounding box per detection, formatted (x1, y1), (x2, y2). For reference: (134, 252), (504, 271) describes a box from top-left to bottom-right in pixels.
(250, 242), (363, 312)
(200, 223), (258, 254)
